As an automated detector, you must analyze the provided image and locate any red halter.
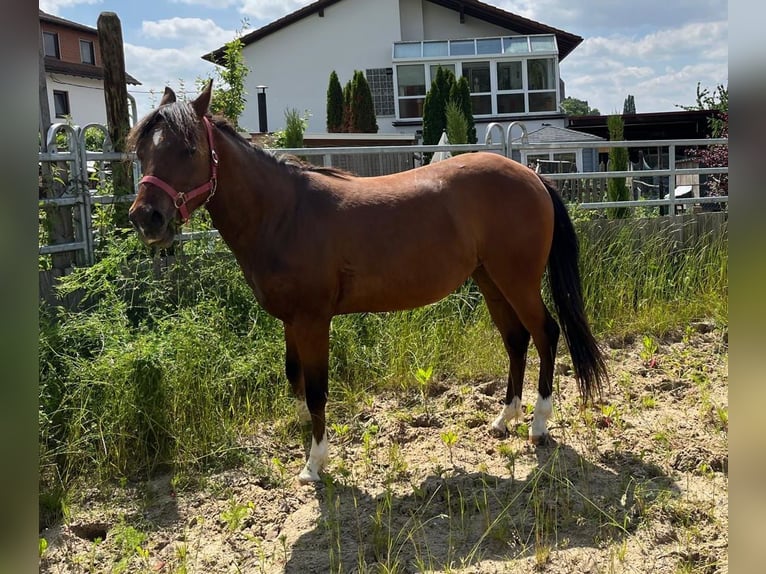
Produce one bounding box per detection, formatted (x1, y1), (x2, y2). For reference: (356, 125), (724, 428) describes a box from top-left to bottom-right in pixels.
(139, 115), (219, 223)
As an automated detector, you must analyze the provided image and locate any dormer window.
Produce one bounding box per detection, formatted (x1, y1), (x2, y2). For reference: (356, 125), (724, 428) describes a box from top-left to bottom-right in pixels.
(80, 40), (95, 65)
(43, 31), (60, 59)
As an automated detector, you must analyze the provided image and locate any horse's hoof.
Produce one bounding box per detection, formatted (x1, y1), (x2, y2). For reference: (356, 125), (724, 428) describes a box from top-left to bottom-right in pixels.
(489, 420), (509, 437)
(528, 433), (550, 446)
(298, 465), (321, 484)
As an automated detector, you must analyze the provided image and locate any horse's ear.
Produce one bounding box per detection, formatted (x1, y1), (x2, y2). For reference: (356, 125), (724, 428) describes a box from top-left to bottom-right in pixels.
(159, 87), (176, 106)
(192, 80), (213, 118)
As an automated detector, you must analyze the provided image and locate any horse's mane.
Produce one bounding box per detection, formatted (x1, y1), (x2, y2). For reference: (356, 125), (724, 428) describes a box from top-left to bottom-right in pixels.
(128, 101), (353, 180)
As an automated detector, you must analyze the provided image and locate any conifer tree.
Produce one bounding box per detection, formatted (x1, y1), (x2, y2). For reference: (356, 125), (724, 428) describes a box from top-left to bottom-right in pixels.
(351, 70), (378, 133)
(606, 115), (630, 218)
(449, 76), (476, 144)
(326, 70), (343, 133)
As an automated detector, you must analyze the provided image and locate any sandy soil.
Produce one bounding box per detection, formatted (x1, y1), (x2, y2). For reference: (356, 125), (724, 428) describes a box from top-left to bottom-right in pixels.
(40, 324), (728, 573)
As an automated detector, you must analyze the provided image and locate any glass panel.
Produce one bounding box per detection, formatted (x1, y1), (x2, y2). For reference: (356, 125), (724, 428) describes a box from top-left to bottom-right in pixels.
(43, 32), (59, 58)
(530, 35), (556, 52)
(423, 41), (448, 57)
(527, 59), (555, 90)
(476, 38), (501, 55)
(80, 40), (95, 64)
(471, 94), (492, 115)
(430, 64), (455, 82)
(450, 40), (475, 56)
(497, 93), (525, 114)
(396, 64), (426, 97)
(497, 61), (523, 90)
(394, 42), (421, 58)
(529, 92), (557, 112)
(462, 61), (490, 93)
(398, 98), (424, 118)
(503, 36), (529, 54)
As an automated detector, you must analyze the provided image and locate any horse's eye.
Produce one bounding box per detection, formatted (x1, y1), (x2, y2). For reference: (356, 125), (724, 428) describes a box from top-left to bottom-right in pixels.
(187, 146), (197, 157)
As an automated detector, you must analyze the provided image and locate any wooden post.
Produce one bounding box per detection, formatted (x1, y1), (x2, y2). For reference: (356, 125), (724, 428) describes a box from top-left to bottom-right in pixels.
(97, 12), (133, 229)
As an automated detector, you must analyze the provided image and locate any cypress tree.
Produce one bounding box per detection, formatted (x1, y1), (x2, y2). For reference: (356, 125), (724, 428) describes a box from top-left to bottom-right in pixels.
(449, 76), (476, 144)
(606, 114), (630, 218)
(351, 70), (378, 133)
(342, 79), (353, 132)
(423, 66), (449, 148)
(326, 70), (343, 133)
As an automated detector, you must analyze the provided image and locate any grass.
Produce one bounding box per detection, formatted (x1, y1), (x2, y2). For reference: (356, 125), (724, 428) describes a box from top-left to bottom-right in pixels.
(38, 212), (727, 571)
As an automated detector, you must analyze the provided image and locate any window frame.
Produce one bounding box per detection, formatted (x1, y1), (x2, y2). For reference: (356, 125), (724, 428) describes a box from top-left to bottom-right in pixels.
(523, 150), (582, 173)
(392, 35), (561, 121)
(80, 39), (96, 65)
(53, 90), (70, 118)
(43, 31), (60, 59)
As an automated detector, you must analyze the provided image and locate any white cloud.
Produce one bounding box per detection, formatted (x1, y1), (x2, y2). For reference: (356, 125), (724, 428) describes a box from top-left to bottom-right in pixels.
(238, 0), (313, 21)
(170, 0), (239, 8)
(39, 0), (101, 15)
(140, 17), (231, 43)
(493, 0), (726, 33)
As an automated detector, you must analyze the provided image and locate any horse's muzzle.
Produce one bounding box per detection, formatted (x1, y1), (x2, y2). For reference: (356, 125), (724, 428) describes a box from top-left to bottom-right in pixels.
(128, 202), (175, 247)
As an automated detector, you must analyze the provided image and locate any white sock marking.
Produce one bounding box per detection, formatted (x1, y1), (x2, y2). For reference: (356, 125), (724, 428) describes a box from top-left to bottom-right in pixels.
(491, 396), (523, 433)
(298, 432), (328, 483)
(530, 394), (553, 439)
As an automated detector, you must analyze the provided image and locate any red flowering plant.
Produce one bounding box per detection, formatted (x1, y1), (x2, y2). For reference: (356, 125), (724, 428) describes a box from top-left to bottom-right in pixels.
(683, 84), (728, 197)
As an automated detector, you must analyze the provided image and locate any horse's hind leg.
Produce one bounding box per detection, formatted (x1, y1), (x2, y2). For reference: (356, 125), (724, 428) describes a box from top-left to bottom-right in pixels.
(481, 266), (560, 443)
(284, 324), (311, 423)
(289, 317), (331, 483)
(472, 267), (530, 435)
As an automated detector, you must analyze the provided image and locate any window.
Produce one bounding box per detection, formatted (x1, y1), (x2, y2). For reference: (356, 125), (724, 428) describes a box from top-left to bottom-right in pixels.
(392, 35), (560, 120)
(461, 61), (491, 115)
(43, 31), (60, 59)
(80, 39), (95, 64)
(429, 64), (455, 82)
(53, 91), (70, 118)
(396, 64), (426, 118)
(527, 58), (557, 112)
(525, 151), (580, 174)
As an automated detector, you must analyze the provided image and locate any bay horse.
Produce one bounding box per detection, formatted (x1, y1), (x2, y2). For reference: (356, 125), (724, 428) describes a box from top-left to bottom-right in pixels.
(127, 81), (607, 483)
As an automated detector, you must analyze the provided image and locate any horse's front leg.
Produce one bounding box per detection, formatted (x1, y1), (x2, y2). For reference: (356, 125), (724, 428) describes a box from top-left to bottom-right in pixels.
(289, 317), (331, 483)
(284, 323), (311, 423)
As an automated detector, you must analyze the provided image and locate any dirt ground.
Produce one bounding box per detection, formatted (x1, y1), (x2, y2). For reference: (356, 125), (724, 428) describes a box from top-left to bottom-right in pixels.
(40, 324), (728, 573)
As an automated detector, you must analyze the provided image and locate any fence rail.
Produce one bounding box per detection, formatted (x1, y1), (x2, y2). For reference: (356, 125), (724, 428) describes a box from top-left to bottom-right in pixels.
(38, 121), (727, 266)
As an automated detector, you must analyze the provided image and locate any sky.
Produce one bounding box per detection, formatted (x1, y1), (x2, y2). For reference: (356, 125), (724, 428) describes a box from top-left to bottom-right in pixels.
(39, 0), (728, 124)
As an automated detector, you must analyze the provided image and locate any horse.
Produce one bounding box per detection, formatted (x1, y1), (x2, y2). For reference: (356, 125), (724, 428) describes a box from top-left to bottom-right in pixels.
(127, 81), (607, 483)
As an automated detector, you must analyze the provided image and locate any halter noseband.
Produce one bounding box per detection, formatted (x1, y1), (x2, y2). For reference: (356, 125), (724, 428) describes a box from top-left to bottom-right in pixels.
(139, 115), (219, 223)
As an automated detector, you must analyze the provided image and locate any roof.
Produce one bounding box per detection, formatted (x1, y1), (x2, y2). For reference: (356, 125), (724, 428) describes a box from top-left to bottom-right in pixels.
(202, 0), (583, 65)
(44, 57), (141, 85)
(39, 10), (141, 85)
(39, 9), (97, 34)
(512, 124), (605, 144)
(567, 110), (719, 141)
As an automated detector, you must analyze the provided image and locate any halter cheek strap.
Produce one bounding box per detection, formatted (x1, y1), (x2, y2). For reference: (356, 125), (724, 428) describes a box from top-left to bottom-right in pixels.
(138, 115), (219, 223)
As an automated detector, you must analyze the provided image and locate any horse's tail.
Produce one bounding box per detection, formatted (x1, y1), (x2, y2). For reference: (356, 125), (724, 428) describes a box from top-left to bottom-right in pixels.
(541, 176), (607, 401)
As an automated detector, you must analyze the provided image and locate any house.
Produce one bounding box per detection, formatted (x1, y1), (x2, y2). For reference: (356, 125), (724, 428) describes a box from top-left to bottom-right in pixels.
(203, 0), (583, 145)
(40, 10), (141, 128)
(509, 124), (604, 174)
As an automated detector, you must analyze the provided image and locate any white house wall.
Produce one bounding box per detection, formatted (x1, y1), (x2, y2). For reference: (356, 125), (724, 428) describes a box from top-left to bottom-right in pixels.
(240, 0), (567, 139)
(421, 1), (511, 40)
(47, 75), (108, 127)
(241, 0), (401, 134)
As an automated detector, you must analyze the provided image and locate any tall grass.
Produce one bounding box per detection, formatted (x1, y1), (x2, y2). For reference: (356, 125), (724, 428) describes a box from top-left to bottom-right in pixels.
(38, 213), (727, 521)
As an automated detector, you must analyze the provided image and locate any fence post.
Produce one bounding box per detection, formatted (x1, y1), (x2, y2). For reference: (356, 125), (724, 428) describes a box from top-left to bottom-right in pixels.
(98, 12), (134, 229)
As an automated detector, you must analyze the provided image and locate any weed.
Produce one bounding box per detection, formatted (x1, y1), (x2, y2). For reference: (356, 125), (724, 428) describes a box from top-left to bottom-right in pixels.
(220, 497), (253, 532)
(440, 429), (459, 466)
